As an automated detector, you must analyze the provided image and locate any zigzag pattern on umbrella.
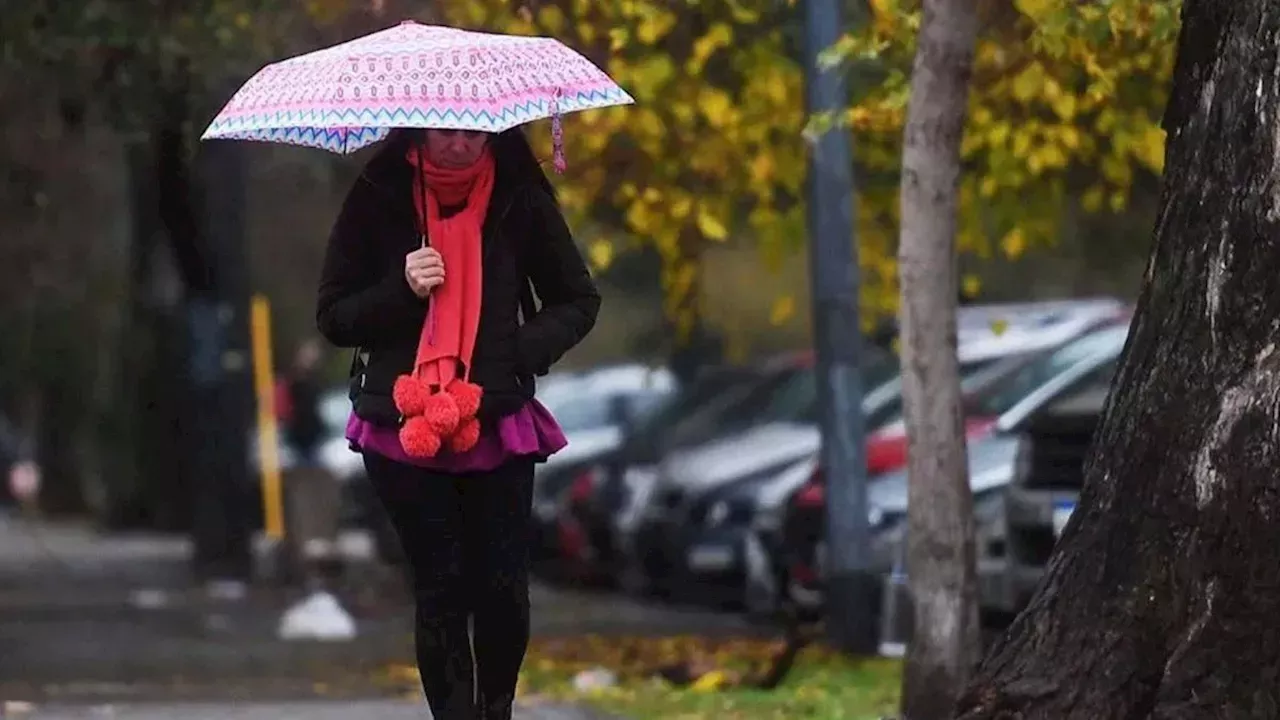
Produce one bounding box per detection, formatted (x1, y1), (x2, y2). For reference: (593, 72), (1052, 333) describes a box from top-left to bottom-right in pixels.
(211, 126), (391, 154)
(212, 86), (627, 122)
(207, 89), (626, 134)
(217, 81), (626, 116)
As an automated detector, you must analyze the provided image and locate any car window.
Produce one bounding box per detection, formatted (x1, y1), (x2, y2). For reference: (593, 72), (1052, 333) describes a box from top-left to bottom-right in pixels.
(623, 368), (757, 457)
(970, 325), (1126, 417)
(1040, 360), (1118, 417)
(663, 368), (801, 447)
(753, 347), (901, 428)
(545, 395), (614, 433)
(862, 357), (999, 431)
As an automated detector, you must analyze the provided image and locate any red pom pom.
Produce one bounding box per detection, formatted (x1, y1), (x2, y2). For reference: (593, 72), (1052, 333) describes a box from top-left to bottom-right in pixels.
(445, 379), (483, 419)
(448, 416), (482, 453)
(421, 391), (460, 435)
(400, 416), (442, 458)
(393, 375), (428, 417)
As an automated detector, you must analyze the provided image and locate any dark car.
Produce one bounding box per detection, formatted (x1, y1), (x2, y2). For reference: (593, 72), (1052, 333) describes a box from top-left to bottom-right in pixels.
(628, 346), (902, 601)
(554, 364), (771, 582)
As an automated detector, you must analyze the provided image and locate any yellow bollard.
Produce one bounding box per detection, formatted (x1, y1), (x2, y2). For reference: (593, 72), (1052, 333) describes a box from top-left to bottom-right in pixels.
(250, 294), (285, 541)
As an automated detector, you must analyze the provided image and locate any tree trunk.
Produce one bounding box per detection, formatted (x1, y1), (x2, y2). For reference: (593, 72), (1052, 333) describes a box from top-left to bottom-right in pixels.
(956, 2), (1280, 718)
(897, 0), (980, 717)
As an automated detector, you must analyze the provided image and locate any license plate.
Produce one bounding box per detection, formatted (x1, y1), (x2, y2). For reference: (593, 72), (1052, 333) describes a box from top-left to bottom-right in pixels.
(687, 544), (735, 571)
(1052, 502), (1075, 537)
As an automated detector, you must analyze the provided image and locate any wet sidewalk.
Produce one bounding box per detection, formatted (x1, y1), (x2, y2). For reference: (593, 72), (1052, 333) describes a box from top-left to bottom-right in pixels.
(0, 512), (752, 706)
(9, 699), (611, 719)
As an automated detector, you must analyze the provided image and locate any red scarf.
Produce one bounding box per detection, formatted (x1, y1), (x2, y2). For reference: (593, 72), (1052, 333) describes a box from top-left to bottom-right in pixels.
(392, 146), (495, 458)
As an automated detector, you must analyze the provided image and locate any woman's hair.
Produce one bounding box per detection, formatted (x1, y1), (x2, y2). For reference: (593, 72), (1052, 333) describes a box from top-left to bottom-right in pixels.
(369, 127), (557, 202)
(489, 128), (557, 201)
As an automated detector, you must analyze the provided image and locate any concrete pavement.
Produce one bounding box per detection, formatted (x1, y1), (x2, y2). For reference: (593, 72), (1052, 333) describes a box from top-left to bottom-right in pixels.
(0, 513), (753, 706)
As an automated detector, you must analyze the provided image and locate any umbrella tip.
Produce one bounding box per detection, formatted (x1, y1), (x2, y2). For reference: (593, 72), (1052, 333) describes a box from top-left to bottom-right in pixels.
(400, 19), (417, 25)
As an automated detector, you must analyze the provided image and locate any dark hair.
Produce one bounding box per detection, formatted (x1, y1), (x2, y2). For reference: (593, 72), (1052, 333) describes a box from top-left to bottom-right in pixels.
(370, 127), (557, 203)
(489, 127), (558, 202)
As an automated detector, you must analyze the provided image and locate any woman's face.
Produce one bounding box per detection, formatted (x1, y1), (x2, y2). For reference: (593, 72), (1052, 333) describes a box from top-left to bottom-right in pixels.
(424, 129), (489, 169)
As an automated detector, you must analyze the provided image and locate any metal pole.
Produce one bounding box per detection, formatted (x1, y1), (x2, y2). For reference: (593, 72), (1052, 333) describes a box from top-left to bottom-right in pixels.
(250, 294), (286, 542)
(803, 0), (876, 653)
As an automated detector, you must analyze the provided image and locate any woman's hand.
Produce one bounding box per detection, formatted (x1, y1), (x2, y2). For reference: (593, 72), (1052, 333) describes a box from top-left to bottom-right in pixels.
(404, 247), (445, 299)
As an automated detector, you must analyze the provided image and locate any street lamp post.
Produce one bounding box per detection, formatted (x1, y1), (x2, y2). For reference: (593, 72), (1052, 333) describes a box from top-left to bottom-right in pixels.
(803, 0), (877, 653)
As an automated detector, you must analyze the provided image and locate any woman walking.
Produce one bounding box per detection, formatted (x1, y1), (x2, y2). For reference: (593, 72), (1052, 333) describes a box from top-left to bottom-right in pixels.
(317, 126), (599, 719)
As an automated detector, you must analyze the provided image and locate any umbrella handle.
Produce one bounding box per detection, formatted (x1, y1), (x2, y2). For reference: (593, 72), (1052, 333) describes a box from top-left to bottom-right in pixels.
(551, 87), (566, 175)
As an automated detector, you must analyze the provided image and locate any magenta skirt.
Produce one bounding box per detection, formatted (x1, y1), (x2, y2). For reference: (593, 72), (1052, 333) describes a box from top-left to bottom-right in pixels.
(345, 399), (567, 473)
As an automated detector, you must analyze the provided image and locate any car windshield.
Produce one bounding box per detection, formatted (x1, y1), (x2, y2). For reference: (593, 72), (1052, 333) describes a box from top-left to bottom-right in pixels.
(623, 367), (758, 458)
(664, 345), (901, 441)
(861, 357), (999, 431)
(969, 324), (1128, 417)
(661, 368), (801, 450)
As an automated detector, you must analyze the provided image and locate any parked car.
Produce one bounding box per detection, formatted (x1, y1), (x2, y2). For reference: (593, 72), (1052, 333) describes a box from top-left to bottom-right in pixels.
(629, 300), (1125, 609)
(528, 364), (677, 562)
(1000, 357), (1114, 612)
(780, 321), (1132, 626)
(627, 345), (901, 599)
(551, 364), (765, 582)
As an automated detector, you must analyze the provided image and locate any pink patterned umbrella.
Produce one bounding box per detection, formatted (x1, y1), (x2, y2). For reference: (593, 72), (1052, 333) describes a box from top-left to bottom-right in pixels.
(201, 20), (633, 162)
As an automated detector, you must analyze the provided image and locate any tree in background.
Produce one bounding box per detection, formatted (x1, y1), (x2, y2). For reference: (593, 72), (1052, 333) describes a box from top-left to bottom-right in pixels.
(894, 0), (981, 717)
(443, 0), (1177, 341)
(0, 0), (382, 525)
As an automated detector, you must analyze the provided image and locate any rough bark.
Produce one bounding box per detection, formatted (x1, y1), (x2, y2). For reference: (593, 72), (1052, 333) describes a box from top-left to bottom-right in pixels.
(897, 0), (981, 718)
(956, 2), (1280, 718)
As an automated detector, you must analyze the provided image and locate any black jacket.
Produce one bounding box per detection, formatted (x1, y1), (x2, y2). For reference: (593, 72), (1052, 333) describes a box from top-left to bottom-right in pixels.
(316, 142), (600, 426)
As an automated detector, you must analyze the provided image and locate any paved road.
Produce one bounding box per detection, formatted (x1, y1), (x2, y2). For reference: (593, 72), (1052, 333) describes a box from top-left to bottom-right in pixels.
(9, 700), (610, 719)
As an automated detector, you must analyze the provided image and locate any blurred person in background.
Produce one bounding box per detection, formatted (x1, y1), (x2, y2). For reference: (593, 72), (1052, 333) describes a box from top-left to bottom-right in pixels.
(280, 337), (343, 583)
(317, 126), (599, 720)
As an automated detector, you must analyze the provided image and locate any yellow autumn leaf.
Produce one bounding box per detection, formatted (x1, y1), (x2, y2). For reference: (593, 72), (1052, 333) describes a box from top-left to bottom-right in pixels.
(536, 4), (565, 34)
(1011, 64), (1045, 102)
(1014, 0), (1059, 21)
(587, 240), (614, 271)
(769, 295), (796, 326)
(1000, 227), (1027, 259)
(635, 6), (676, 45)
(609, 26), (629, 51)
(962, 274), (982, 298)
(990, 317), (1010, 336)
(695, 206), (729, 240)
(691, 670), (727, 692)
(1134, 125), (1167, 171)
(696, 87), (734, 127)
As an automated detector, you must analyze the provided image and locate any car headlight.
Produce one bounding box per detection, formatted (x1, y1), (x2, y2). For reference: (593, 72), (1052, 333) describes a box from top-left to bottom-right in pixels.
(704, 497), (755, 528)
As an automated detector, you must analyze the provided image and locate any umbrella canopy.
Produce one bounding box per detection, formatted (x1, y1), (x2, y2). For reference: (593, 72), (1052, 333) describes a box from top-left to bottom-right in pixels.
(201, 20), (633, 154)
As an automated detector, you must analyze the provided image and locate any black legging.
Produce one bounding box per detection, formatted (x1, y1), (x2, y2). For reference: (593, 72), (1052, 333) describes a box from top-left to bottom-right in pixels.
(364, 453), (535, 720)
